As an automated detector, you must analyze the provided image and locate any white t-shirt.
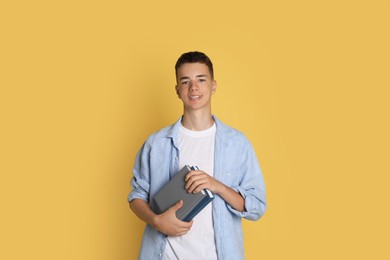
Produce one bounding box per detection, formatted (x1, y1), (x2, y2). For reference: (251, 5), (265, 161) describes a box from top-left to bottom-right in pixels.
(163, 123), (218, 260)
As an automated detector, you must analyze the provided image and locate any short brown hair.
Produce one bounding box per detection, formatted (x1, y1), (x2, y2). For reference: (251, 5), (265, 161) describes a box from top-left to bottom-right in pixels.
(175, 51), (214, 80)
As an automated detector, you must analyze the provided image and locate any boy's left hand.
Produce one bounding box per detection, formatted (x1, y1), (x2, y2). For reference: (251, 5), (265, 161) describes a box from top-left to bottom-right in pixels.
(184, 170), (222, 194)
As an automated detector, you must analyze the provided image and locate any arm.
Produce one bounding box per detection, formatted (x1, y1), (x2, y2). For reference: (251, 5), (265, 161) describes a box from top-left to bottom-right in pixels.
(185, 171), (245, 212)
(230, 140), (266, 220)
(128, 139), (193, 236)
(130, 199), (193, 236)
(185, 139), (266, 220)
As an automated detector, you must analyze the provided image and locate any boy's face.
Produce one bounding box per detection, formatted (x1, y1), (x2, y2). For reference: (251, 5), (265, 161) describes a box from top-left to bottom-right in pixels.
(175, 62), (217, 112)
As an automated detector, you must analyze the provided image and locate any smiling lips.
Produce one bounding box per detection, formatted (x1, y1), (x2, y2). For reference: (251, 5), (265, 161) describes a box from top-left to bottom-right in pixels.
(189, 95), (201, 100)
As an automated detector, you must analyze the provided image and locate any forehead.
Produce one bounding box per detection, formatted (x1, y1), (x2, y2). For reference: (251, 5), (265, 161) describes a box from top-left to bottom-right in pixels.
(176, 62), (211, 79)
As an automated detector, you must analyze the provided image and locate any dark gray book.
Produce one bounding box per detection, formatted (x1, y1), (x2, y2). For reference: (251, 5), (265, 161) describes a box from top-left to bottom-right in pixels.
(150, 165), (215, 222)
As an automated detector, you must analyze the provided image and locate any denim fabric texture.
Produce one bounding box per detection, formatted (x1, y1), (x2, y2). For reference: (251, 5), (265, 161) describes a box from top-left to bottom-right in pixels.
(128, 116), (266, 260)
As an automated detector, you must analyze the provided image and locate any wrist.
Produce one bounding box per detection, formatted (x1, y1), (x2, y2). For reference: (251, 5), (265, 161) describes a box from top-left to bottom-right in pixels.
(151, 214), (160, 229)
(215, 181), (226, 195)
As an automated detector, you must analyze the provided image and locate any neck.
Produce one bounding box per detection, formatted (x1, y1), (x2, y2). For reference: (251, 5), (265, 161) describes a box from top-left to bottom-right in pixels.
(181, 110), (214, 131)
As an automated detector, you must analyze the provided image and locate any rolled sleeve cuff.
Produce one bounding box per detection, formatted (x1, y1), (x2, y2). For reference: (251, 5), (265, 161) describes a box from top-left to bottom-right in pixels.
(226, 186), (265, 221)
(128, 190), (148, 203)
(128, 177), (150, 202)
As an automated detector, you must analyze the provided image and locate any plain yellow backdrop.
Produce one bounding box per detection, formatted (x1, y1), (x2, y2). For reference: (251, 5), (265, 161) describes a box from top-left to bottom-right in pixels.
(1, 1), (389, 259)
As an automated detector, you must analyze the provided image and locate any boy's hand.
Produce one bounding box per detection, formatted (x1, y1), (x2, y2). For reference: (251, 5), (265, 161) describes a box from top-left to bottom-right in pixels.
(185, 170), (246, 212)
(185, 170), (222, 194)
(153, 200), (193, 236)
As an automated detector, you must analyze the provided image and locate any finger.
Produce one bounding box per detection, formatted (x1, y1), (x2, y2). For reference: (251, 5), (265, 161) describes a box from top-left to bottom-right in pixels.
(174, 218), (193, 227)
(176, 224), (192, 231)
(187, 178), (208, 193)
(172, 223), (192, 236)
(185, 170), (204, 181)
(177, 223), (193, 233)
(185, 174), (206, 189)
(192, 183), (209, 193)
(171, 200), (183, 211)
(184, 171), (196, 181)
(173, 230), (189, 236)
(180, 220), (193, 228)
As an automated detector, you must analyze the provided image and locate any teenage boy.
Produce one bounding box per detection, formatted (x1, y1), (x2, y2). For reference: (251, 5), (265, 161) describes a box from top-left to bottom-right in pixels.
(128, 51), (266, 259)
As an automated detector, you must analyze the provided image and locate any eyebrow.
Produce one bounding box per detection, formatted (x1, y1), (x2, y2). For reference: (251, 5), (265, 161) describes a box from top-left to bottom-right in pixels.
(179, 75), (208, 81)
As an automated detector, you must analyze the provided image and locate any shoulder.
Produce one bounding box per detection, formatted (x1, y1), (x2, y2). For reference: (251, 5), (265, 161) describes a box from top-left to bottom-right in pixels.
(214, 116), (251, 144)
(144, 125), (172, 146)
(143, 118), (180, 148)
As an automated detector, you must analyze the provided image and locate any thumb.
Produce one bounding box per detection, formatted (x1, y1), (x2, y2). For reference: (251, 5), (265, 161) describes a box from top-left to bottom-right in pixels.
(171, 200), (183, 211)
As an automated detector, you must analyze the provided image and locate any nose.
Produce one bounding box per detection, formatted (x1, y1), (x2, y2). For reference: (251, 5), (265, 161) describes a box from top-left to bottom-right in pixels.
(189, 81), (198, 91)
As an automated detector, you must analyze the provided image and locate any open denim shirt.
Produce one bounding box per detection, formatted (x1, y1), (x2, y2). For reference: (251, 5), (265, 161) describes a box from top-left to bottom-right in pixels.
(128, 116), (266, 260)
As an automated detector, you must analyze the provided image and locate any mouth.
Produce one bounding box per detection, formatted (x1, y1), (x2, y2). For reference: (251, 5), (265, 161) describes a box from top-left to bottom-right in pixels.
(189, 95), (201, 100)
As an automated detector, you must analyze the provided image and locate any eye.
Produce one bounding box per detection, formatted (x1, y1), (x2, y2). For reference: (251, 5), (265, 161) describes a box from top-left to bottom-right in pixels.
(181, 81), (189, 85)
(198, 78), (206, 82)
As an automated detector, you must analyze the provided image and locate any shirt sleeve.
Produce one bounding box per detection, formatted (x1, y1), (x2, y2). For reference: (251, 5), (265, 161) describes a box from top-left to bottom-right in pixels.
(226, 140), (267, 221)
(128, 142), (151, 203)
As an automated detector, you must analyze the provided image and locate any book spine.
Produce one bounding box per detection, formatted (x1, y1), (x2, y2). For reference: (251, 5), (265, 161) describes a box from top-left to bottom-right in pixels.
(182, 195), (214, 222)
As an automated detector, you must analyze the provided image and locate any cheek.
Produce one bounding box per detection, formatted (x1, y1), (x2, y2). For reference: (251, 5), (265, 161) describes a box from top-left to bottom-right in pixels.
(177, 89), (187, 99)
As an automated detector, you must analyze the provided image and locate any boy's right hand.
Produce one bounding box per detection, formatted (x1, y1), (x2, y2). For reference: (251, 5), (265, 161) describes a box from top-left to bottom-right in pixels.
(152, 200), (193, 236)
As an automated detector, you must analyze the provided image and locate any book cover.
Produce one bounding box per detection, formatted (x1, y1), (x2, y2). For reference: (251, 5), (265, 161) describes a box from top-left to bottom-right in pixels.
(150, 165), (215, 222)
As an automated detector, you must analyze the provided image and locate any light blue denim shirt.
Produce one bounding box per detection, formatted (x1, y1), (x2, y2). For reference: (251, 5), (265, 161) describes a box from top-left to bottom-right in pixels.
(128, 116), (266, 260)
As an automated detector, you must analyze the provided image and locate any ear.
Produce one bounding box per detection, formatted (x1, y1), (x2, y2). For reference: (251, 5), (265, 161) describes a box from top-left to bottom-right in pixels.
(175, 85), (181, 98)
(212, 80), (217, 94)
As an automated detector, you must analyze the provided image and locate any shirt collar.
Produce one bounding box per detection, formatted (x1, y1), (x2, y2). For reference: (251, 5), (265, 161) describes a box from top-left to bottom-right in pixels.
(165, 115), (233, 145)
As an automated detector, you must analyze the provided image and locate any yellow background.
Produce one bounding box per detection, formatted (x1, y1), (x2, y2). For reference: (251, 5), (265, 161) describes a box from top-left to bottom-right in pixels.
(1, 1), (389, 259)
